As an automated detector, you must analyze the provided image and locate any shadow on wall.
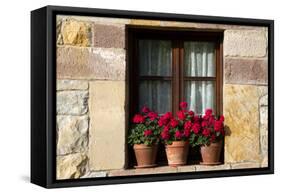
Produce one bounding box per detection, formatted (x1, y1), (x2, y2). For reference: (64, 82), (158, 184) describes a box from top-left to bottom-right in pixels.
(224, 125), (232, 137)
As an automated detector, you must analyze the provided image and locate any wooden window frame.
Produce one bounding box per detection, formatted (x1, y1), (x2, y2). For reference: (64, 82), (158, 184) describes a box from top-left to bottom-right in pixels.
(128, 27), (223, 118)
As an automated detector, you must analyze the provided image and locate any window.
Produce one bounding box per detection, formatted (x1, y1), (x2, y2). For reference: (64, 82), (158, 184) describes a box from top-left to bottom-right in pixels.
(128, 28), (223, 165)
(129, 28), (223, 116)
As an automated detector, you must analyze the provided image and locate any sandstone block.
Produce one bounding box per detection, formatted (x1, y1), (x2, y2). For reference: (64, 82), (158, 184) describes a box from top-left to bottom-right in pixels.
(224, 30), (267, 57)
(89, 81), (126, 170)
(57, 91), (89, 115)
(57, 47), (126, 80)
(58, 19), (92, 46)
(57, 79), (88, 90)
(57, 115), (89, 155)
(231, 162), (260, 169)
(94, 24), (125, 48)
(57, 153), (88, 180)
(224, 84), (261, 163)
(224, 58), (268, 85)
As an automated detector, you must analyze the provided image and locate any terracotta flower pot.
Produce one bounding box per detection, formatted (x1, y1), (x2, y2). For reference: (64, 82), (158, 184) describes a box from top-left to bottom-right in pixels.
(133, 144), (158, 168)
(165, 141), (189, 167)
(200, 141), (222, 165)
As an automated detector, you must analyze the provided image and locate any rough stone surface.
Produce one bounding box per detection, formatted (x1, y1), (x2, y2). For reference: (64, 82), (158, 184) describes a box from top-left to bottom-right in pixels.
(224, 84), (261, 163)
(57, 47), (126, 80)
(224, 58), (268, 85)
(57, 79), (88, 90)
(260, 106), (268, 156)
(94, 24), (125, 48)
(177, 165), (196, 172)
(260, 94), (268, 106)
(131, 19), (161, 26)
(224, 30), (267, 57)
(57, 15), (131, 25)
(160, 21), (267, 30)
(108, 166), (178, 177)
(195, 164), (231, 171)
(80, 171), (107, 178)
(57, 115), (89, 155)
(58, 19), (92, 46)
(89, 81), (126, 171)
(57, 153), (88, 180)
(57, 91), (89, 115)
(231, 162), (260, 169)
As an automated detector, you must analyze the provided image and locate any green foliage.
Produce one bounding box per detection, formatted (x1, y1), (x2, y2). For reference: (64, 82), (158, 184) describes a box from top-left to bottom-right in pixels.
(128, 119), (161, 146)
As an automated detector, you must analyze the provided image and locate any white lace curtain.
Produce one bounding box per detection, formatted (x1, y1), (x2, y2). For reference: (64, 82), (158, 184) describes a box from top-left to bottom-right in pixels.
(138, 40), (172, 114)
(184, 42), (215, 114)
(138, 40), (215, 114)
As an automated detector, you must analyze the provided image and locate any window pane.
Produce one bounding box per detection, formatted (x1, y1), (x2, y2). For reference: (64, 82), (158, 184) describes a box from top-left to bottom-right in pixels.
(139, 80), (171, 114)
(184, 81), (215, 114)
(139, 40), (172, 76)
(184, 42), (215, 77)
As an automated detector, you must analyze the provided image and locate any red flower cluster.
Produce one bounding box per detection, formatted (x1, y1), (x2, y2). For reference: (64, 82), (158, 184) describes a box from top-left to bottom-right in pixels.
(144, 129), (153, 136)
(200, 109), (225, 142)
(132, 114), (145, 124)
(159, 102), (197, 142)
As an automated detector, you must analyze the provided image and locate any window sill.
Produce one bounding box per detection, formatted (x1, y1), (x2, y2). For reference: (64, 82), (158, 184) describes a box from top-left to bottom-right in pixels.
(79, 161), (263, 178)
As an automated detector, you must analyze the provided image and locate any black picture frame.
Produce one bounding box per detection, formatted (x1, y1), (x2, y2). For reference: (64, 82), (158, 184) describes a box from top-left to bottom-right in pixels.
(31, 5), (274, 188)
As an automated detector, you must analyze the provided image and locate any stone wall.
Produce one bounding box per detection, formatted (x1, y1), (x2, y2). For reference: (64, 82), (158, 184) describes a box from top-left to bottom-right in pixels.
(56, 15), (268, 179)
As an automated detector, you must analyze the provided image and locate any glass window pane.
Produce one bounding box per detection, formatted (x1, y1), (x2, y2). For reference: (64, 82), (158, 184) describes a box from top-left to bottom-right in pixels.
(184, 42), (215, 77)
(139, 81), (171, 114)
(139, 40), (172, 76)
(184, 81), (215, 114)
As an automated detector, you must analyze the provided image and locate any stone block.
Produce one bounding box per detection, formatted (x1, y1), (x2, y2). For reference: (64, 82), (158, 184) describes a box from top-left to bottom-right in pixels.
(94, 24), (125, 48)
(57, 153), (88, 180)
(57, 15), (131, 25)
(195, 164), (231, 171)
(89, 81), (126, 170)
(177, 165), (196, 172)
(260, 106), (268, 155)
(224, 84), (261, 163)
(58, 19), (92, 46)
(57, 91), (89, 115)
(224, 30), (267, 57)
(224, 58), (268, 85)
(57, 115), (89, 155)
(80, 171), (107, 178)
(57, 79), (88, 90)
(57, 47), (126, 80)
(131, 19), (161, 26)
(231, 162), (260, 169)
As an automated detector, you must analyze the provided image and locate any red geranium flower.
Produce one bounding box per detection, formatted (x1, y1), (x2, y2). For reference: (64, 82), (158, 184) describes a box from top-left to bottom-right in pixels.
(148, 112), (158, 121)
(161, 131), (170, 140)
(175, 130), (182, 139)
(214, 120), (223, 132)
(177, 110), (186, 120)
(163, 126), (170, 132)
(183, 128), (191, 137)
(132, 114), (145, 123)
(202, 128), (211, 137)
(188, 110), (194, 117)
(192, 123), (201, 134)
(211, 134), (216, 141)
(180, 101), (188, 110)
(205, 108), (213, 116)
(144, 129), (153, 136)
(219, 115), (225, 122)
(142, 106), (150, 113)
(163, 112), (173, 120)
(170, 118), (179, 128)
(184, 121), (192, 130)
(201, 120), (208, 127)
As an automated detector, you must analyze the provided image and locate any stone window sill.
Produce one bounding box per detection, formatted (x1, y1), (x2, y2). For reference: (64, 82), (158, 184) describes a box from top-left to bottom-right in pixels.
(81, 161), (263, 178)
